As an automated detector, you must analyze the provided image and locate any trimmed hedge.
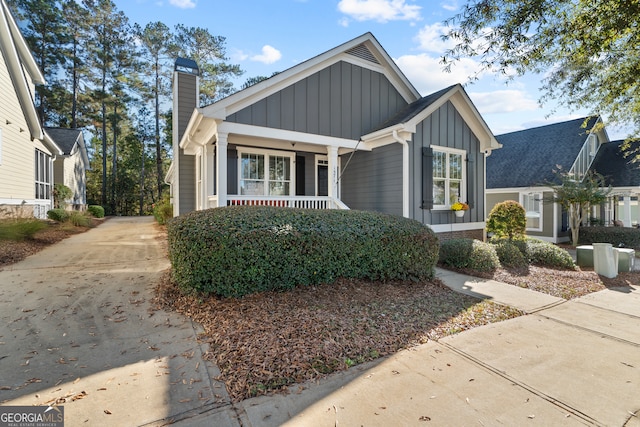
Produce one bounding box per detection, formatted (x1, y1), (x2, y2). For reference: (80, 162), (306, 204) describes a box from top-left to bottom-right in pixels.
(526, 239), (576, 269)
(494, 240), (528, 268)
(47, 208), (69, 222)
(168, 206), (439, 297)
(439, 238), (500, 272)
(579, 226), (640, 250)
(87, 205), (105, 218)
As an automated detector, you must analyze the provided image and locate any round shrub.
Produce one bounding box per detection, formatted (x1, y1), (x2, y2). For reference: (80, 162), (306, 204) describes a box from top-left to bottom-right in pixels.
(486, 200), (526, 240)
(493, 240), (528, 268)
(439, 238), (500, 272)
(526, 239), (576, 269)
(47, 208), (69, 222)
(168, 206), (439, 298)
(87, 205), (105, 218)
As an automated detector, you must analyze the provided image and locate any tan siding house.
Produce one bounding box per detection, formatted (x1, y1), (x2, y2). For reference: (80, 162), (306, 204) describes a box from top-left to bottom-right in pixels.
(0, 0), (61, 218)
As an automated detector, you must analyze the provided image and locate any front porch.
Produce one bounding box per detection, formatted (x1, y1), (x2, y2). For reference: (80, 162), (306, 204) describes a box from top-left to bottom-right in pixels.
(208, 195), (349, 209)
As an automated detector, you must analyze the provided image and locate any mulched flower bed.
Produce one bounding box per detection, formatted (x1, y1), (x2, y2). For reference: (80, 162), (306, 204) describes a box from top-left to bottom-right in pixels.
(153, 273), (523, 402)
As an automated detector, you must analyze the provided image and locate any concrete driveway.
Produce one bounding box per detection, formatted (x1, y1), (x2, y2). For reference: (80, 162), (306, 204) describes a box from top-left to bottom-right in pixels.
(0, 217), (232, 426)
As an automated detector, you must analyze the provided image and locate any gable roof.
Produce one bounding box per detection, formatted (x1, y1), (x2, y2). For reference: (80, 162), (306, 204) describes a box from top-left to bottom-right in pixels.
(0, 0), (45, 141)
(487, 116), (600, 189)
(363, 84), (501, 152)
(590, 139), (640, 188)
(200, 32), (421, 120)
(45, 127), (90, 167)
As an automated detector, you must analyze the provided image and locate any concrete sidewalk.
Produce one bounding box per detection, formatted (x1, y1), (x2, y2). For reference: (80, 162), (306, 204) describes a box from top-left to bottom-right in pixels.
(2, 219), (639, 426)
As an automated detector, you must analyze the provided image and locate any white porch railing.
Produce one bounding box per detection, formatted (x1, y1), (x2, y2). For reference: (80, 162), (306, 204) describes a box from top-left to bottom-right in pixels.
(207, 195), (349, 210)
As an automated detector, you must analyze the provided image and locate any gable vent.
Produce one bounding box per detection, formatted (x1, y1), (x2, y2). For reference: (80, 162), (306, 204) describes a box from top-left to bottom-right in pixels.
(345, 44), (380, 65)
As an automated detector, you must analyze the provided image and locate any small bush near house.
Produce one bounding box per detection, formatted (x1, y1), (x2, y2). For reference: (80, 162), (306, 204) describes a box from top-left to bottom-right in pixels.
(493, 240), (528, 268)
(0, 219), (47, 241)
(168, 206), (439, 297)
(526, 239), (576, 269)
(87, 205), (105, 218)
(68, 211), (92, 227)
(47, 208), (69, 222)
(153, 198), (173, 225)
(486, 200), (526, 240)
(439, 238), (500, 272)
(579, 226), (640, 250)
(53, 183), (72, 209)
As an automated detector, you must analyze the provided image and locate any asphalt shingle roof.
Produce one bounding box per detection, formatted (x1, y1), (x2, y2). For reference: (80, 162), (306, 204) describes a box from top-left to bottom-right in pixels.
(369, 85), (457, 133)
(590, 139), (640, 187)
(487, 116), (598, 189)
(45, 127), (82, 155)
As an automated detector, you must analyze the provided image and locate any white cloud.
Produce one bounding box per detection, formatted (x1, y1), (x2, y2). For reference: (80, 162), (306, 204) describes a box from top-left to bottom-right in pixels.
(395, 53), (483, 94)
(415, 22), (456, 53)
(337, 0), (421, 23)
(169, 0), (196, 8)
(250, 45), (282, 65)
(468, 90), (539, 114)
(441, 0), (458, 11)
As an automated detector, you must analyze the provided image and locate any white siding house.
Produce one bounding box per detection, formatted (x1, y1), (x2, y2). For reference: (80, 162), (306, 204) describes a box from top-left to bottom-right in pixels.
(0, 0), (61, 218)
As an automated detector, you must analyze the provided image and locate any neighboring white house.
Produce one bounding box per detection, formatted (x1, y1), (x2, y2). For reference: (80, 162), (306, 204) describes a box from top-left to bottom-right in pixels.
(167, 33), (501, 240)
(0, 0), (61, 219)
(46, 127), (90, 210)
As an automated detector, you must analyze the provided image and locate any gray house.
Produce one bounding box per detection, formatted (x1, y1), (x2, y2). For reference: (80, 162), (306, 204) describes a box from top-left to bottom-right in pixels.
(166, 33), (501, 239)
(486, 116), (640, 243)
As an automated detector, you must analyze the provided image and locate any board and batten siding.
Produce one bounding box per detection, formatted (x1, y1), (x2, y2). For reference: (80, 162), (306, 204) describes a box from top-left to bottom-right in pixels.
(227, 61), (408, 140)
(0, 49), (36, 202)
(340, 143), (403, 216)
(410, 101), (484, 226)
(174, 71), (197, 214)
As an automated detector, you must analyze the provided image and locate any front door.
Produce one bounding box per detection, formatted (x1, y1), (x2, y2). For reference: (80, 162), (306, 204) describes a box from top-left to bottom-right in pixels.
(316, 157), (328, 196)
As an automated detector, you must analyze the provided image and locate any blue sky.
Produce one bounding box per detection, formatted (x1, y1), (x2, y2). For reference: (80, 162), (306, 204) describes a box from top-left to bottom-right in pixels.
(113, 0), (627, 139)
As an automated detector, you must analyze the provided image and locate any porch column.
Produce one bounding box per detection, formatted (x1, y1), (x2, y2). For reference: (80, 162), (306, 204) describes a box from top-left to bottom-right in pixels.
(217, 132), (228, 208)
(327, 146), (339, 200)
(623, 195), (632, 227)
(206, 142), (215, 207)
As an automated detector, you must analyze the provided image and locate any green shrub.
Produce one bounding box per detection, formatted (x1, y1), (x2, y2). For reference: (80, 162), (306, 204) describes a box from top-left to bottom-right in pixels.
(153, 199), (173, 225)
(526, 239), (576, 269)
(0, 219), (47, 241)
(53, 183), (72, 209)
(493, 240), (528, 268)
(579, 226), (640, 250)
(439, 238), (500, 272)
(68, 211), (92, 227)
(47, 208), (69, 222)
(168, 206), (439, 298)
(486, 200), (526, 240)
(87, 205), (105, 218)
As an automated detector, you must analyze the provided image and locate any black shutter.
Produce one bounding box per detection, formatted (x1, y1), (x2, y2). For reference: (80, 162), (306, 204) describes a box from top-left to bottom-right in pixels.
(421, 147), (433, 209)
(466, 155), (475, 209)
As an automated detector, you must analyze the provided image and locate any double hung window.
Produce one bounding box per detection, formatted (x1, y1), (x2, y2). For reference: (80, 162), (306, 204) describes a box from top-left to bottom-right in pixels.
(432, 148), (465, 208)
(239, 148), (293, 196)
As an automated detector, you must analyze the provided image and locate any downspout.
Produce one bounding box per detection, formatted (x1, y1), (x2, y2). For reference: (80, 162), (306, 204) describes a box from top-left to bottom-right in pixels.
(392, 130), (410, 218)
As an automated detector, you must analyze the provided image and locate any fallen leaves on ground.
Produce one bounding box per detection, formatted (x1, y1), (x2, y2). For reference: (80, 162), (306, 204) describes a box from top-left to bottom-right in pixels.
(447, 264), (639, 300)
(153, 271), (522, 402)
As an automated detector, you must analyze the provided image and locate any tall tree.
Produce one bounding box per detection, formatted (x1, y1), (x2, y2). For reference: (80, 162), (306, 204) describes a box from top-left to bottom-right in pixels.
(137, 22), (173, 201)
(172, 24), (243, 105)
(443, 0), (640, 149)
(61, 0), (90, 128)
(7, 0), (68, 124)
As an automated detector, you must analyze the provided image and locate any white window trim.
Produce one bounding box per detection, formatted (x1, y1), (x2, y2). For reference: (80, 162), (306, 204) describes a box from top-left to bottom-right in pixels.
(432, 146), (466, 210)
(237, 146), (295, 196)
(521, 192), (543, 232)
